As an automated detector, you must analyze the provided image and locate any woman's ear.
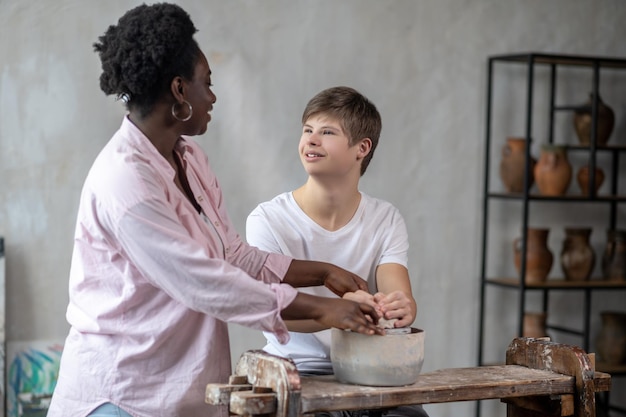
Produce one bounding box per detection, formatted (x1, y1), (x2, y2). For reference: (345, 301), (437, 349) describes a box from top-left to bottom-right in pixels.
(170, 76), (185, 101)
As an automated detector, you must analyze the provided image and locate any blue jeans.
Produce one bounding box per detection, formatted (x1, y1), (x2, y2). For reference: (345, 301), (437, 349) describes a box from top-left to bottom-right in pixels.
(87, 403), (133, 417)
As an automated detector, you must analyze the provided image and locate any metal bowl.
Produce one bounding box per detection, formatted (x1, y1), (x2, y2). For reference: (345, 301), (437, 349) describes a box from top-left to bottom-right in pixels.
(330, 327), (425, 386)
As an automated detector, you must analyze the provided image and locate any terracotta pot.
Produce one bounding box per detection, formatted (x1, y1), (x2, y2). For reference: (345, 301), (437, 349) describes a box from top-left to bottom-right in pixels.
(534, 145), (572, 196)
(331, 327), (425, 386)
(523, 312), (548, 338)
(499, 137), (536, 193)
(573, 93), (615, 146)
(560, 228), (595, 281)
(596, 311), (626, 365)
(514, 228), (554, 283)
(602, 230), (626, 281)
(576, 166), (605, 196)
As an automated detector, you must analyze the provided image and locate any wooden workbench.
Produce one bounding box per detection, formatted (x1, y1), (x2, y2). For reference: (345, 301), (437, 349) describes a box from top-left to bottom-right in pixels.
(206, 337), (611, 417)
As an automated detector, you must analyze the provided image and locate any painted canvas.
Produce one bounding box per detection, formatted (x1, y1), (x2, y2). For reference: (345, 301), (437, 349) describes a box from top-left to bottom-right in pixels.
(6, 340), (63, 417)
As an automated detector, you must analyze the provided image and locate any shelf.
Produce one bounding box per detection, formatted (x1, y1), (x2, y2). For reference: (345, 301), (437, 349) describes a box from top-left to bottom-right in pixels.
(488, 192), (626, 202)
(486, 278), (626, 290)
(565, 144), (626, 152)
(478, 52), (626, 417)
(489, 52), (626, 69)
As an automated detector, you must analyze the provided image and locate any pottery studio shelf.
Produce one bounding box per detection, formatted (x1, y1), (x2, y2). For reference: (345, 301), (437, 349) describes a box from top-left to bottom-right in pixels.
(488, 192), (626, 202)
(485, 277), (626, 290)
(488, 52), (626, 68)
(477, 52), (626, 417)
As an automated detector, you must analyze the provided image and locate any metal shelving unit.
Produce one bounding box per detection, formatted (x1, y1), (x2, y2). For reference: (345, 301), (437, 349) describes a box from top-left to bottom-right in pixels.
(476, 53), (626, 417)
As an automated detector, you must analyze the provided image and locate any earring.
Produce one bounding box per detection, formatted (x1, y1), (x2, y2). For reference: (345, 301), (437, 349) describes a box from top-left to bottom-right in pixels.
(116, 92), (131, 103)
(172, 100), (193, 122)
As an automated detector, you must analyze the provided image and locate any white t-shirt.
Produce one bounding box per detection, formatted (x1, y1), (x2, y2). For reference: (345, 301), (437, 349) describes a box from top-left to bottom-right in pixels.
(246, 191), (409, 373)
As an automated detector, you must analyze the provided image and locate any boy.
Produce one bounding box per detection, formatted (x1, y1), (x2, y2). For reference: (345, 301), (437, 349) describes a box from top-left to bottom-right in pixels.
(246, 87), (426, 417)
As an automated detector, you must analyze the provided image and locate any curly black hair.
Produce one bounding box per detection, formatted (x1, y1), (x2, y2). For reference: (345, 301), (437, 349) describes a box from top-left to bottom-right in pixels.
(93, 3), (201, 117)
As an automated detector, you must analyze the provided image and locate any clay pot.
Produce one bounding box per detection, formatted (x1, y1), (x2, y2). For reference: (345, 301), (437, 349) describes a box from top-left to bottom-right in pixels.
(523, 312), (548, 338)
(576, 166), (605, 196)
(499, 137), (536, 193)
(331, 327), (425, 386)
(573, 93), (615, 146)
(596, 311), (626, 365)
(534, 145), (572, 196)
(560, 228), (595, 281)
(514, 228), (554, 284)
(602, 230), (626, 281)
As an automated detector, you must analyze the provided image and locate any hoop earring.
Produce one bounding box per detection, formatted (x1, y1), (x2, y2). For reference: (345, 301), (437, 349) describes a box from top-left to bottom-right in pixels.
(172, 100), (193, 122)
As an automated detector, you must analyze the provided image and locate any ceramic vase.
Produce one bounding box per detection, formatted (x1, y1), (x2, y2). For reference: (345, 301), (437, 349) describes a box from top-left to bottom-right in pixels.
(573, 93), (615, 146)
(523, 312), (548, 338)
(602, 230), (626, 281)
(596, 311), (626, 365)
(514, 228), (554, 284)
(499, 137), (536, 193)
(560, 228), (595, 281)
(534, 145), (572, 196)
(576, 166), (605, 196)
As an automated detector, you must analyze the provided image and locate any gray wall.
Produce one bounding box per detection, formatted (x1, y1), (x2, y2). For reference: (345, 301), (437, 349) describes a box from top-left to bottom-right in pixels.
(1, 1), (625, 416)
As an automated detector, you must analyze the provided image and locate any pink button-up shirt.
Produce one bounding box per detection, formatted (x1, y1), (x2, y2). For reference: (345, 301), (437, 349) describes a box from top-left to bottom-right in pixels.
(47, 116), (297, 417)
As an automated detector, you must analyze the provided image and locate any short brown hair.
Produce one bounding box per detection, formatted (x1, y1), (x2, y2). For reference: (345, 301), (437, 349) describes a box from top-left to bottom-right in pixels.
(302, 86), (381, 176)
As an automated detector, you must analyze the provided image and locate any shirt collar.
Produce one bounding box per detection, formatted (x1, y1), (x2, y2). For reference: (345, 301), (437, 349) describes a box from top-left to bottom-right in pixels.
(120, 115), (191, 177)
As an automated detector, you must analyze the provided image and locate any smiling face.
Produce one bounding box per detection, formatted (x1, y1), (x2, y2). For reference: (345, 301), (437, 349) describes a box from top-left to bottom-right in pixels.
(299, 114), (369, 179)
(181, 52), (217, 136)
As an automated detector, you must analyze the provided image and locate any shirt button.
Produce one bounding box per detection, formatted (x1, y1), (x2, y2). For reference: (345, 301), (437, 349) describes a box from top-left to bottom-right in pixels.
(197, 196), (204, 202)
(225, 247), (230, 253)
(214, 221), (220, 227)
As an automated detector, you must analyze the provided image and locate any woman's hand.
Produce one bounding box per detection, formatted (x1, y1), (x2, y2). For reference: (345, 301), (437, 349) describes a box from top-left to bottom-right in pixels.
(281, 293), (383, 336)
(283, 260), (368, 296)
(321, 264), (369, 296)
(373, 290), (415, 328)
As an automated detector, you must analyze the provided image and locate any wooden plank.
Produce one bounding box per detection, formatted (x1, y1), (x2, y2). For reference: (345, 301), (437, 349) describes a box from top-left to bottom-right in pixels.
(230, 391), (276, 416)
(592, 372), (611, 392)
(208, 344), (611, 416)
(299, 366), (574, 413)
(205, 383), (252, 406)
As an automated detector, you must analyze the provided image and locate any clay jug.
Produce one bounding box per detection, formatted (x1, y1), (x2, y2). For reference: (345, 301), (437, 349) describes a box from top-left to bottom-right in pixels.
(514, 228), (554, 283)
(560, 228), (595, 281)
(523, 312), (548, 338)
(573, 93), (615, 146)
(576, 165), (605, 196)
(534, 145), (572, 196)
(499, 137), (536, 193)
(602, 230), (626, 281)
(596, 311), (626, 365)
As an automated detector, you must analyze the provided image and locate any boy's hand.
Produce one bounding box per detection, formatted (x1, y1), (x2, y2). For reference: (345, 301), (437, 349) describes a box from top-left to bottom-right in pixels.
(343, 290), (382, 316)
(374, 291), (415, 328)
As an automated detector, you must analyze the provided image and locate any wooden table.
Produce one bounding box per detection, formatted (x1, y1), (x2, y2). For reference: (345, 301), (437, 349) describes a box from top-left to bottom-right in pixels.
(206, 337), (611, 417)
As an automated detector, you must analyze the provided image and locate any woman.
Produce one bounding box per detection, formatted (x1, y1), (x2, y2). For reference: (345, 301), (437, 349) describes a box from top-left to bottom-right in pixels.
(46, 4), (381, 417)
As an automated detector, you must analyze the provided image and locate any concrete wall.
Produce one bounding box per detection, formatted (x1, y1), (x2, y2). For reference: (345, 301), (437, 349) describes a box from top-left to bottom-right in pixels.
(1, 1), (625, 415)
